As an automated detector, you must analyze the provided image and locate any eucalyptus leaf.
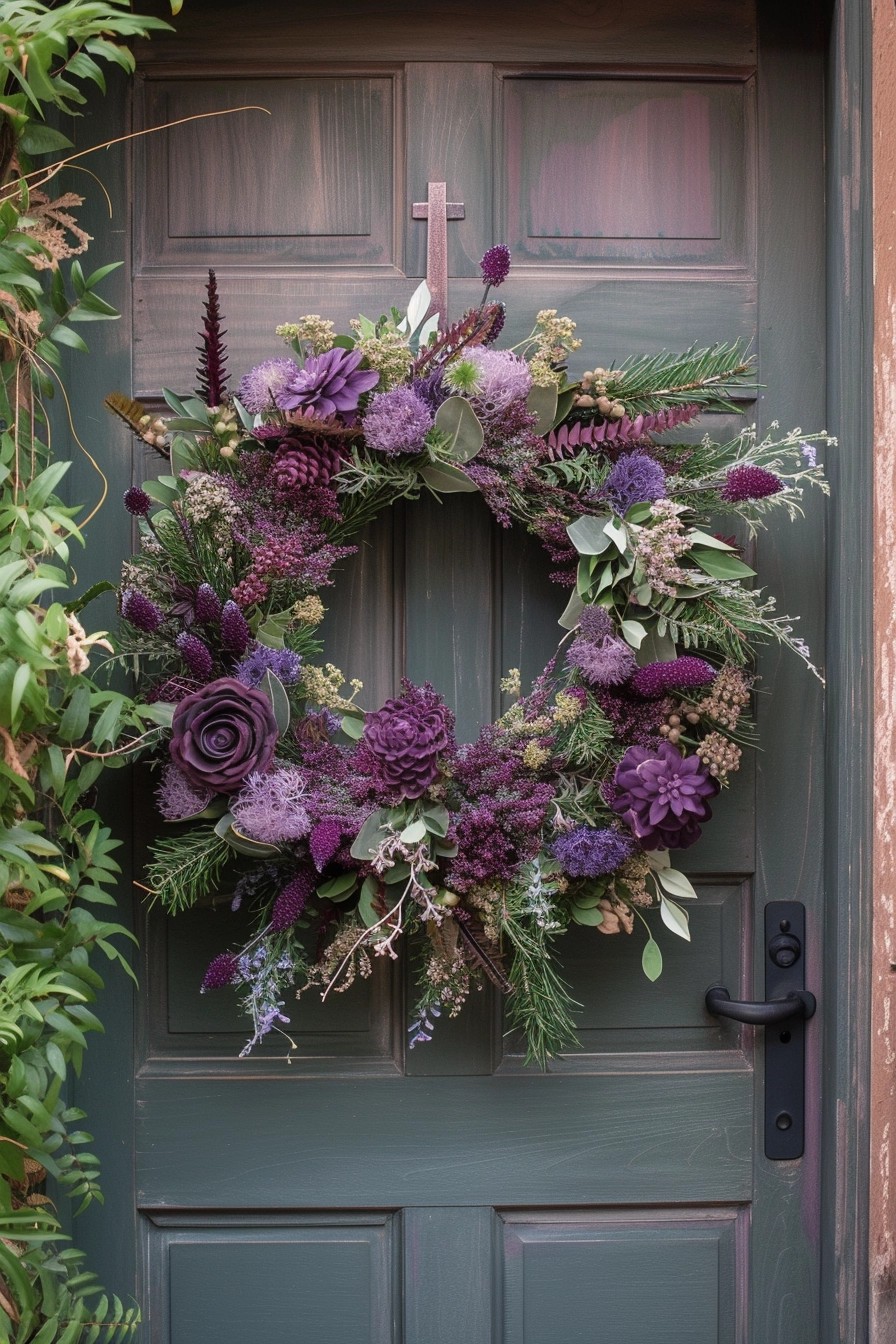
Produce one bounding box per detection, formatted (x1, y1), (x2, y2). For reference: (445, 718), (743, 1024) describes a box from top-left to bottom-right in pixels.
(647, 849), (671, 871)
(434, 396), (484, 462)
(420, 462), (479, 493)
(316, 871), (358, 902)
(552, 387), (577, 429)
(603, 516), (628, 553)
(526, 383), (558, 436)
(358, 876), (381, 927)
(405, 279), (431, 333)
(687, 528), (736, 551)
(213, 814), (281, 857)
(558, 589), (586, 631)
(619, 619), (647, 649)
(690, 548), (756, 581)
(141, 478), (179, 506)
(570, 904), (605, 926)
(642, 937), (663, 982)
(260, 670), (290, 735)
(383, 861), (412, 885)
(422, 802), (449, 837)
(660, 895), (691, 941)
(566, 514), (613, 556)
(400, 818), (427, 844)
(341, 714), (365, 741)
(636, 626), (678, 666)
(571, 889), (603, 909)
(350, 808), (393, 860)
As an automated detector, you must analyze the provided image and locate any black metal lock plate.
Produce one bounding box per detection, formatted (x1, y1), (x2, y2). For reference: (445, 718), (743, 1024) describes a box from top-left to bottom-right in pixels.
(764, 901), (811, 1159)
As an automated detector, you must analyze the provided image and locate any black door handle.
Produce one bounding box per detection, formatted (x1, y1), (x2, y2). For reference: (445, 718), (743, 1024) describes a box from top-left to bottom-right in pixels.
(705, 986), (816, 1026)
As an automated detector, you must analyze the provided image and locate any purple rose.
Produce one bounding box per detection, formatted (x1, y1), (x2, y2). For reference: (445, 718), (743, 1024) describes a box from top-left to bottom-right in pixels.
(169, 676), (278, 795)
(611, 741), (719, 851)
(363, 692), (451, 799)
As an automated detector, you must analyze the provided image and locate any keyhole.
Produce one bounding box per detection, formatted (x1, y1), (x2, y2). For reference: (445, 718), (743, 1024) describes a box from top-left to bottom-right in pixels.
(780, 1030), (792, 1043)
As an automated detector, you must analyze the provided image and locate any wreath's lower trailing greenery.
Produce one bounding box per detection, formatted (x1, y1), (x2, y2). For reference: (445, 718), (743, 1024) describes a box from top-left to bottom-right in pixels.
(0, 4), (178, 1341)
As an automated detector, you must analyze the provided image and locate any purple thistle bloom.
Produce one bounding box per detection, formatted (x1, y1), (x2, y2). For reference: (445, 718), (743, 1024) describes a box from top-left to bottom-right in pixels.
(194, 583), (222, 624)
(123, 486), (152, 517)
(578, 605), (613, 641)
(629, 656), (716, 698)
(363, 386), (434, 456)
(121, 588), (164, 633)
(270, 871), (315, 932)
(721, 464), (783, 502)
(480, 244), (511, 287)
(551, 825), (637, 877)
(411, 367), (450, 414)
(201, 952), (240, 992)
(567, 633), (636, 686)
(280, 347), (379, 420)
(156, 763), (213, 821)
(231, 766), (311, 844)
(237, 357), (302, 414)
(612, 741), (719, 851)
(604, 453), (667, 515)
(220, 600), (251, 656)
(235, 643), (302, 688)
(176, 630), (214, 680)
(467, 347), (532, 418)
(309, 818), (343, 871)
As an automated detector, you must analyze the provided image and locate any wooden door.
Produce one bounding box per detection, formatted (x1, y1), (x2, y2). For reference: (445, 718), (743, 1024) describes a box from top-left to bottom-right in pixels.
(116, 2), (827, 1339)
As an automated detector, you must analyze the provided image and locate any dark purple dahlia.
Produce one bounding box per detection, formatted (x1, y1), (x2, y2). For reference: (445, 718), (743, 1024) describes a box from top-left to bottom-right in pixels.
(611, 741), (720, 851)
(363, 688), (452, 799)
(280, 348), (379, 420)
(169, 676), (279, 795)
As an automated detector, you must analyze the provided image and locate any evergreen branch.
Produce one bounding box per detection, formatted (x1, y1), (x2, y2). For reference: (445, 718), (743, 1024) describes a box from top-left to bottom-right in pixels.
(145, 829), (232, 914)
(502, 911), (580, 1067)
(608, 342), (755, 415)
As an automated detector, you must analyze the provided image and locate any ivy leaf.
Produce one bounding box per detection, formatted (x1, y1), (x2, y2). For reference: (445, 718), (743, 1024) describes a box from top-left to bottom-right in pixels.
(642, 937), (663, 981)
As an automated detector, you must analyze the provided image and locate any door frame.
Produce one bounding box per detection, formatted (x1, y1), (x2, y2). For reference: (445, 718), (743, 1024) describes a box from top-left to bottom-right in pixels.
(63, 1), (876, 1337)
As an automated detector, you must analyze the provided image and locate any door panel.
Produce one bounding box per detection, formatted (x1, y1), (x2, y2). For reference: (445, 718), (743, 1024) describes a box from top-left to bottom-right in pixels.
(128, 3), (825, 1340)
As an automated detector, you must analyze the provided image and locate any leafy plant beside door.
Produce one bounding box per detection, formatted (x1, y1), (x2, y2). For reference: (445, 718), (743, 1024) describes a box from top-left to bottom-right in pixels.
(0, 4), (181, 1341)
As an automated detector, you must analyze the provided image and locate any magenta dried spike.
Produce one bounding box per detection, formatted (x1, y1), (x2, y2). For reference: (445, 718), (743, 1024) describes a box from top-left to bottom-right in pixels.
(196, 268), (229, 408)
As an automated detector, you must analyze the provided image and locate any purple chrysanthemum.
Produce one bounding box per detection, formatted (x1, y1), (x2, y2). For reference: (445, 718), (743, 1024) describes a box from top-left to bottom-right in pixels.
(121, 588), (164, 633)
(280, 347), (379, 420)
(578, 605), (613, 641)
(604, 453), (667, 515)
(231, 767), (310, 844)
(551, 825), (637, 877)
(175, 630), (214, 680)
(629, 656), (716, 699)
(309, 818), (343, 870)
(466, 347), (532, 418)
(156, 763), (213, 821)
(237, 358), (302, 414)
(480, 244), (511, 287)
(220, 600), (251, 656)
(194, 583), (222, 624)
(270, 870), (315, 932)
(235, 643), (302, 688)
(363, 386), (434, 456)
(567, 633), (637, 686)
(123, 486), (152, 517)
(201, 952), (240, 992)
(612, 741), (720, 850)
(721, 464), (783, 502)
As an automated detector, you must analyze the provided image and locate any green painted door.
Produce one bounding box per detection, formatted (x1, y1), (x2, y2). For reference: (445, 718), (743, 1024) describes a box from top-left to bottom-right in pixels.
(86, 2), (830, 1339)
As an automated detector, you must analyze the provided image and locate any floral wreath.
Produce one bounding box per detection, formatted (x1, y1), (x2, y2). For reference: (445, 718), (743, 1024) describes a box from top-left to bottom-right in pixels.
(110, 248), (831, 1064)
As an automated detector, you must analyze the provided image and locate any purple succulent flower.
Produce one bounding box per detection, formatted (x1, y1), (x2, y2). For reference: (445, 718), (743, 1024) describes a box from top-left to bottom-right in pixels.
(603, 453), (667, 515)
(220, 600), (251, 656)
(123, 486), (152, 517)
(194, 583), (222, 624)
(231, 766), (310, 843)
(611, 741), (720, 850)
(363, 386), (433, 456)
(567, 633), (637, 686)
(270, 871), (315, 932)
(201, 952), (240, 992)
(363, 687), (453, 799)
(309, 818), (344, 870)
(235, 644), (302, 688)
(121, 588), (164, 633)
(480, 244), (511, 287)
(237, 357), (302, 414)
(551, 825), (637, 877)
(721, 465), (783, 502)
(169, 676), (279, 794)
(271, 440), (344, 490)
(175, 630), (214, 680)
(280, 348), (379, 420)
(156, 763), (213, 821)
(629, 656), (717, 698)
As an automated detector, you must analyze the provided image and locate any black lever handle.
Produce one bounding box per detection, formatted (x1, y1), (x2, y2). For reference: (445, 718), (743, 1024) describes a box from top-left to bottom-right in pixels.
(705, 985), (816, 1025)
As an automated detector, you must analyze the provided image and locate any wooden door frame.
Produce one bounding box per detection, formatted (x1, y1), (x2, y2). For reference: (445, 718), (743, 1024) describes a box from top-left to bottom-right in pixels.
(62, 1), (877, 1338)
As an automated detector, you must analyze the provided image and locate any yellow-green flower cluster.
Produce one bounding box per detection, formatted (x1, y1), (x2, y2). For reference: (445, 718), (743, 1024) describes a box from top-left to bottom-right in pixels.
(354, 329), (413, 389)
(301, 662), (363, 710)
(276, 314), (336, 354)
(293, 594), (325, 625)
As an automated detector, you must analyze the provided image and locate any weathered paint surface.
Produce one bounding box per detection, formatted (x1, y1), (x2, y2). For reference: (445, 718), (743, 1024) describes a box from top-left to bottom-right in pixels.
(872, 0), (896, 1338)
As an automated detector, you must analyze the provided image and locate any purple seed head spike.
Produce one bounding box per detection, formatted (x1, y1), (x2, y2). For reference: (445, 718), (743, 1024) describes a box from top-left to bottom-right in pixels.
(220, 600), (251, 657)
(196, 268), (229, 408)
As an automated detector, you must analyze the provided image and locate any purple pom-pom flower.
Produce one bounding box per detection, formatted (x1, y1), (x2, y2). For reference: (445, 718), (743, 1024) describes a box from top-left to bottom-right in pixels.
(175, 630), (214, 680)
(123, 486), (152, 517)
(201, 952), (240, 992)
(551, 825), (637, 877)
(604, 453), (667, 515)
(235, 643), (302, 688)
(220, 600), (251, 657)
(121, 588), (164, 633)
(629, 656), (716, 698)
(363, 386), (434, 456)
(480, 244), (511, 288)
(280, 347), (379, 420)
(568, 633), (637, 687)
(721, 465), (783, 502)
(237, 358), (301, 414)
(611, 741), (720, 851)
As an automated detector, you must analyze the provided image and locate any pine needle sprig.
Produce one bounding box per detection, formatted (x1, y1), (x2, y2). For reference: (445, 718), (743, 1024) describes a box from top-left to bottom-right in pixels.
(196, 268), (229, 408)
(502, 904), (581, 1067)
(146, 828), (232, 914)
(607, 342), (755, 416)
